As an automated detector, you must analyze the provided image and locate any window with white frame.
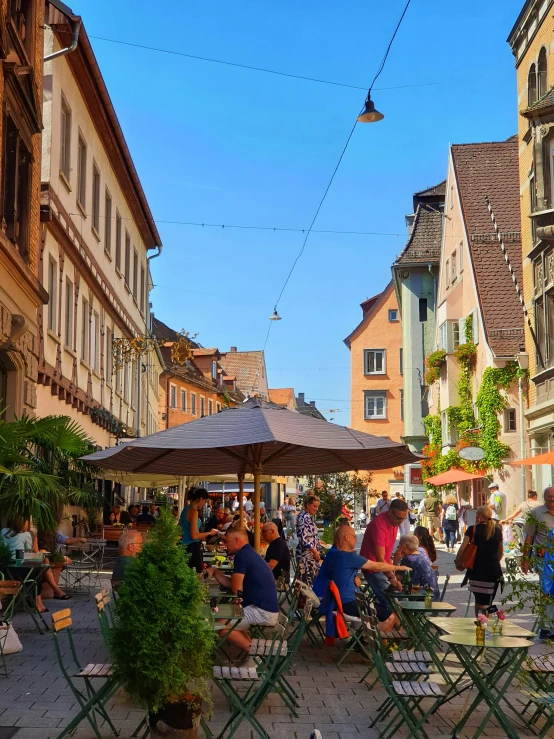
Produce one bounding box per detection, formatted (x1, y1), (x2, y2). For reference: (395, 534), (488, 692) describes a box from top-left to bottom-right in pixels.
(441, 410), (459, 446)
(208, 399), (213, 415)
(64, 278), (73, 348)
(104, 189), (112, 255)
(133, 249), (138, 300)
(123, 363), (129, 402)
(47, 257), (57, 332)
(180, 389), (187, 412)
(364, 391), (386, 419)
(216, 402), (221, 412)
(81, 298), (89, 363)
(140, 264), (146, 314)
(439, 320), (460, 353)
(191, 393), (197, 416)
(115, 212), (122, 271)
(504, 408), (517, 432)
(77, 134), (87, 209)
(200, 396), (205, 417)
(388, 309), (399, 322)
(170, 384), (177, 408)
(106, 327), (113, 381)
(60, 96), (71, 180)
(364, 349), (386, 375)
(212, 360), (217, 380)
(91, 311), (99, 371)
(92, 163), (100, 234)
(124, 232), (131, 288)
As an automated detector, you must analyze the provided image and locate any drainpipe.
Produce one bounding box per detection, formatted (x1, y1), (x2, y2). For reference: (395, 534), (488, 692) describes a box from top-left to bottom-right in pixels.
(44, 7), (81, 62)
(518, 375), (526, 503)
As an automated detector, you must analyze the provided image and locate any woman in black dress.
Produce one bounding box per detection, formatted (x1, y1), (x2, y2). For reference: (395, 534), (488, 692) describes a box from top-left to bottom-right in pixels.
(455, 504), (503, 616)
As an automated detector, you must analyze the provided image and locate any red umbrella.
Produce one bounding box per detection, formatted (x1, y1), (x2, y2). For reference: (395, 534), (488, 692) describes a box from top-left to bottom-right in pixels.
(425, 468), (487, 486)
(511, 451), (554, 466)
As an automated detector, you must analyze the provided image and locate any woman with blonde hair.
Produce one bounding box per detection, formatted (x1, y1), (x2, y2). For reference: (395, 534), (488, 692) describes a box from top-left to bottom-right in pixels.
(442, 493), (459, 553)
(455, 504), (503, 616)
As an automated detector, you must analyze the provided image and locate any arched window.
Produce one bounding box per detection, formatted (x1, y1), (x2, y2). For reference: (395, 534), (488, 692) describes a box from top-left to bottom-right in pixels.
(538, 47), (548, 98)
(529, 63), (538, 106)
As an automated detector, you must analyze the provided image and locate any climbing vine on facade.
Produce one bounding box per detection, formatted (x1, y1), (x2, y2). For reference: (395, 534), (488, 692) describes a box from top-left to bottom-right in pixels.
(424, 349), (446, 385)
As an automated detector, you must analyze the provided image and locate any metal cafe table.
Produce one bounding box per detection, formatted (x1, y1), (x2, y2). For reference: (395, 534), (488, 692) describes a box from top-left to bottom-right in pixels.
(2, 560), (51, 632)
(428, 615), (536, 639)
(438, 631), (533, 739)
(395, 600), (457, 648)
(201, 602), (244, 658)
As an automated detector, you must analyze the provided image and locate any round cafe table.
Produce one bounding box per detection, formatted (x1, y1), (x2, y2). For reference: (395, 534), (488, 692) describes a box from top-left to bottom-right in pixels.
(428, 615), (536, 639)
(439, 632), (532, 739)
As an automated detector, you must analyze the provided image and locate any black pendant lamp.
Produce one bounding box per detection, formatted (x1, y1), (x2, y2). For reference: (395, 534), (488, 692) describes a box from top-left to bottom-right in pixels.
(357, 93), (384, 123)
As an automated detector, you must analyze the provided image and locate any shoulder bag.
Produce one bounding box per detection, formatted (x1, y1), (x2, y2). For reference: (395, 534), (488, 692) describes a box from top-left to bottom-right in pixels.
(456, 527), (477, 570)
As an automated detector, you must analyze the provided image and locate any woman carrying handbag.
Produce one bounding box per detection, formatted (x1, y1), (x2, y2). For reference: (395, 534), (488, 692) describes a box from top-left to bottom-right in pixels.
(454, 505), (503, 617)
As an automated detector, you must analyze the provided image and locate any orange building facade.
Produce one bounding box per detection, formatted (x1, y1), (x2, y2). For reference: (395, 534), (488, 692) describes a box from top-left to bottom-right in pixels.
(344, 281), (405, 495)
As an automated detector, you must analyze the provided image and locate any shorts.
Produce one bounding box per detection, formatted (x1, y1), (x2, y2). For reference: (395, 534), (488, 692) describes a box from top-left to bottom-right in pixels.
(430, 516), (441, 529)
(235, 605), (279, 632)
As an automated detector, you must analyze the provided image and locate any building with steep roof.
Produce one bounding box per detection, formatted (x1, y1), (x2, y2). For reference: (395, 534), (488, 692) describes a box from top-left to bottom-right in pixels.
(219, 347), (269, 400)
(296, 392), (326, 421)
(427, 136), (525, 509)
(508, 0), (554, 493)
(268, 388), (296, 411)
(391, 181), (445, 499)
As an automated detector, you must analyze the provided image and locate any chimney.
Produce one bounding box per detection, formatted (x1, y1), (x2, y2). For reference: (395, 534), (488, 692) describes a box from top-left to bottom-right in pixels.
(230, 346), (237, 352)
(310, 401), (316, 408)
(298, 392), (305, 404)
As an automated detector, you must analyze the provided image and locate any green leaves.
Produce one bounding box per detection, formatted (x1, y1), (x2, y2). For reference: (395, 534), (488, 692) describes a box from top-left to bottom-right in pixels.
(110, 509), (215, 714)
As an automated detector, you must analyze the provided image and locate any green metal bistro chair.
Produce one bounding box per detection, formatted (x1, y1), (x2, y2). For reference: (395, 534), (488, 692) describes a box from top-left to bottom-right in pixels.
(212, 629), (285, 739)
(361, 615), (448, 739)
(0, 580), (20, 677)
(518, 688), (554, 738)
(51, 608), (120, 739)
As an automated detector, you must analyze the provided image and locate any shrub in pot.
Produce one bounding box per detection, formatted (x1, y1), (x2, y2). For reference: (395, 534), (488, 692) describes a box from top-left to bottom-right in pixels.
(110, 509), (214, 738)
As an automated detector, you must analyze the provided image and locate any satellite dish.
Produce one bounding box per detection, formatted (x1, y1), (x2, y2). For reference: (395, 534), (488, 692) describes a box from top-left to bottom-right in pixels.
(459, 446), (485, 461)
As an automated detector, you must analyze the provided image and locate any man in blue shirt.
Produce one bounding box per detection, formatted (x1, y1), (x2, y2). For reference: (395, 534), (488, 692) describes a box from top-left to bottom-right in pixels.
(313, 525), (409, 619)
(208, 528), (279, 656)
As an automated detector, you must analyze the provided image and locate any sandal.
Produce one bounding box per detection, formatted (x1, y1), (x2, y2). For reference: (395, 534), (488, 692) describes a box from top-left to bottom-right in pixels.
(54, 594), (72, 600)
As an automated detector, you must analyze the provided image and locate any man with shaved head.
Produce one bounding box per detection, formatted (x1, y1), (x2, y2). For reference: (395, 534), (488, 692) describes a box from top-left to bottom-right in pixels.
(522, 487), (554, 640)
(111, 529), (143, 589)
(208, 528), (279, 660)
(313, 525), (410, 628)
(263, 522), (290, 581)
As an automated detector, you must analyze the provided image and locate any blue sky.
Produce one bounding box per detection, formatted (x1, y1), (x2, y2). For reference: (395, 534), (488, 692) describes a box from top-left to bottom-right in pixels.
(78, 0), (523, 425)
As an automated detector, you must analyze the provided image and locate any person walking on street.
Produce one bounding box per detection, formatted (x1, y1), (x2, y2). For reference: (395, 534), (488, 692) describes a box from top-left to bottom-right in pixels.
(522, 487), (554, 641)
(296, 495), (323, 586)
(488, 483), (506, 521)
(442, 494), (459, 553)
(423, 490), (443, 542)
(375, 490), (391, 516)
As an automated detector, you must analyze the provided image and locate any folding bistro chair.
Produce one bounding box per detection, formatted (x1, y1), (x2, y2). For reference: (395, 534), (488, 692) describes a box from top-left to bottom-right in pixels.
(51, 608), (120, 739)
(0, 580), (20, 677)
(439, 574), (450, 602)
(95, 588), (116, 648)
(212, 630), (285, 739)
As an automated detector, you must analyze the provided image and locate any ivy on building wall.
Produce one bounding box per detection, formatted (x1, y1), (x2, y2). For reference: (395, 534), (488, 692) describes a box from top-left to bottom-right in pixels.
(424, 349), (446, 385)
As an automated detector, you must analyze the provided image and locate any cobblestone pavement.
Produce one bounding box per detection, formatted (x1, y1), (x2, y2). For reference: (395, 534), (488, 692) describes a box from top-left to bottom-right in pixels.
(0, 535), (551, 738)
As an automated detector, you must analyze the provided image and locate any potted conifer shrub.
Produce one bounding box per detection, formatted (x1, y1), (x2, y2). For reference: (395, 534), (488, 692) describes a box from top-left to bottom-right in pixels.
(110, 509), (215, 738)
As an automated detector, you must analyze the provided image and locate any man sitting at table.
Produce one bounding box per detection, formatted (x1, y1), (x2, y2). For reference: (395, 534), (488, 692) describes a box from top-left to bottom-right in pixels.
(262, 522), (290, 582)
(135, 505), (157, 524)
(208, 528), (279, 660)
(111, 530), (143, 590)
(313, 525), (410, 624)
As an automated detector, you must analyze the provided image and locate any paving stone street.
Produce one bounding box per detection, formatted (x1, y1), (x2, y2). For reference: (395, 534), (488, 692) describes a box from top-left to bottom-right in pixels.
(0, 535), (550, 739)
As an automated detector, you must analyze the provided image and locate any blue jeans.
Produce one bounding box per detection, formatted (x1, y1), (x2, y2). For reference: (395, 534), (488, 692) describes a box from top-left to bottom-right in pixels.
(363, 570), (392, 621)
(444, 529), (456, 550)
(535, 559), (554, 630)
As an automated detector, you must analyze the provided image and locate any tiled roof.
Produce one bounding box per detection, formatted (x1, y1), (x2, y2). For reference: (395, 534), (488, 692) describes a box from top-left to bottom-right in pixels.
(268, 388), (294, 406)
(151, 316), (200, 349)
(451, 138), (523, 356)
(393, 204), (443, 266)
(219, 350), (265, 396)
(522, 86), (554, 116)
(192, 348), (219, 357)
(344, 281), (393, 348)
(414, 181), (446, 198)
(296, 394), (326, 421)
(360, 292), (383, 316)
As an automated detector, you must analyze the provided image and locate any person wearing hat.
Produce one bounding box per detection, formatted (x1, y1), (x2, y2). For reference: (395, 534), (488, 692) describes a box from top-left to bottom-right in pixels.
(488, 483), (506, 522)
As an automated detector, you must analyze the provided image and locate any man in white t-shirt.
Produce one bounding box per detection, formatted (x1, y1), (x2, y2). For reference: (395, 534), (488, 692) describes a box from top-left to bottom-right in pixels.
(375, 490), (390, 515)
(488, 483), (506, 521)
(244, 496), (253, 516)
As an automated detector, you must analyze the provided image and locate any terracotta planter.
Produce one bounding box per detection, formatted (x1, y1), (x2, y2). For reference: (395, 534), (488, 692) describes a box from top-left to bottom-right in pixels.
(41, 562), (64, 599)
(149, 702), (201, 738)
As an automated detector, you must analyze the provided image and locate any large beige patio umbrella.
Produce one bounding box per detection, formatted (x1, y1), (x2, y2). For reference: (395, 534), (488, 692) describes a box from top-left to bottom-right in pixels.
(83, 398), (420, 550)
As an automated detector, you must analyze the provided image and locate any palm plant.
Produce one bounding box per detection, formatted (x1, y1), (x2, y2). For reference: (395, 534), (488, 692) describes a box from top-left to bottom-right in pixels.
(0, 414), (101, 533)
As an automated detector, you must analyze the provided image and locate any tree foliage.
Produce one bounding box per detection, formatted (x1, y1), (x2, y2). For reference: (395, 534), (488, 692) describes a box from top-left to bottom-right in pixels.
(306, 472), (372, 521)
(110, 509), (215, 714)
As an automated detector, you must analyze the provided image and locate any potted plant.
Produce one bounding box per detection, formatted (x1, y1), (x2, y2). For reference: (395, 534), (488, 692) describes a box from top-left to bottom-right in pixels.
(110, 509), (215, 738)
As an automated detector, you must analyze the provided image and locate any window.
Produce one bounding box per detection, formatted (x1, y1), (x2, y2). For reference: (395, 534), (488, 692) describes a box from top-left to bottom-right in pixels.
(528, 63), (537, 106)
(216, 402), (221, 413)
(116, 360), (122, 394)
(81, 298), (89, 363)
(399, 347), (403, 375)
(77, 134), (87, 209)
(65, 278), (73, 347)
(180, 389), (187, 412)
(104, 190), (112, 255)
(445, 259), (450, 287)
(459, 241), (464, 273)
(504, 408), (517, 432)
(92, 164), (100, 234)
(439, 320), (460, 353)
(47, 258), (57, 332)
(140, 265), (146, 314)
(169, 384), (176, 408)
(452, 321), (460, 349)
(538, 48), (547, 99)
(2, 115), (31, 255)
(452, 251), (457, 282)
(419, 298), (427, 322)
(364, 391), (386, 419)
(106, 327), (113, 380)
(131, 362), (137, 407)
(133, 249), (138, 299)
(388, 309), (399, 322)
(60, 96), (71, 180)
(400, 389), (404, 421)
(191, 393), (197, 416)
(441, 410), (459, 446)
(200, 396), (205, 417)
(364, 349), (385, 375)
(124, 232), (131, 288)
(208, 399), (213, 415)
(91, 311), (99, 371)
(123, 363), (129, 402)
(212, 360), (217, 380)
(115, 212), (122, 271)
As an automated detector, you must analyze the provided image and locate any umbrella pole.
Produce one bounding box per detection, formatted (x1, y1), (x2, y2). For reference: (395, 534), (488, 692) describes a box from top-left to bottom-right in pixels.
(238, 473), (245, 528)
(253, 466), (261, 553)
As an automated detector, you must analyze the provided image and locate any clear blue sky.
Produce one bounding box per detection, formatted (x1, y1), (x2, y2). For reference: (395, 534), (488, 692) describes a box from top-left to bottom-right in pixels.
(78, 0), (522, 425)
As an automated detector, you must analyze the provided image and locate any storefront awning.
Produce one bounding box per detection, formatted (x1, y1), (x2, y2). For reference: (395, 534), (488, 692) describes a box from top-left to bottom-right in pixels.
(425, 468), (487, 486)
(511, 450), (554, 466)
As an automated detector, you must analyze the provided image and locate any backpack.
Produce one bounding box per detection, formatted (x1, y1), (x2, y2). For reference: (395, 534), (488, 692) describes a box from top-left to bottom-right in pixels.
(446, 505), (457, 521)
(541, 529), (554, 597)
